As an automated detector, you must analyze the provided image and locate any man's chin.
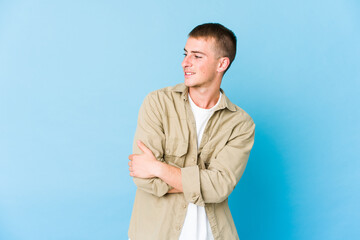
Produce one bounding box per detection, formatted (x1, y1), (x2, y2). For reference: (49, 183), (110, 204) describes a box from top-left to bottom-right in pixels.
(184, 79), (197, 87)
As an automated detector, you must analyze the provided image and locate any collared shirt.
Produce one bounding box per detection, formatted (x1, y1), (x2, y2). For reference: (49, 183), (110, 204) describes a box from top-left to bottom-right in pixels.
(128, 83), (255, 240)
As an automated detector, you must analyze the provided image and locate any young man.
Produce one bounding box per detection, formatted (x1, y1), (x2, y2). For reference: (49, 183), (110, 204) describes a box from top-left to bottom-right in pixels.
(128, 23), (255, 240)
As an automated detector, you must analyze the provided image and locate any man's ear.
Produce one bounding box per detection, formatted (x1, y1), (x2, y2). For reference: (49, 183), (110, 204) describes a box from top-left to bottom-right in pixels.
(217, 57), (230, 73)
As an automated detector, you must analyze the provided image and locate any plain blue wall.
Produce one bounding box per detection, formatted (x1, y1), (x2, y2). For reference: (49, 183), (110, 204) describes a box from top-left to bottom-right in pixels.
(1, 1), (359, 239)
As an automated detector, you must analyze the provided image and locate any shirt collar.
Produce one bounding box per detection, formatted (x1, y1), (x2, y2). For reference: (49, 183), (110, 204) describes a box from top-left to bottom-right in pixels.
(172, 83), (237, 112)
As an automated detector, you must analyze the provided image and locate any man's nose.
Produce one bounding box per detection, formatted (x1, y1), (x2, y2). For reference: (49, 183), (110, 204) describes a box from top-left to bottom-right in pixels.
(181, 55), (192, 68)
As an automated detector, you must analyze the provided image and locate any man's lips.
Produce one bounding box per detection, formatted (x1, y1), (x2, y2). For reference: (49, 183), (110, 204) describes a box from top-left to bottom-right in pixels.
(184, 72), (195, 76)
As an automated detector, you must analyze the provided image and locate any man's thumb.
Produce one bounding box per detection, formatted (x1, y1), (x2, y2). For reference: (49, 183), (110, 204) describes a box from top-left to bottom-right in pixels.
(137, 140), (150, 154)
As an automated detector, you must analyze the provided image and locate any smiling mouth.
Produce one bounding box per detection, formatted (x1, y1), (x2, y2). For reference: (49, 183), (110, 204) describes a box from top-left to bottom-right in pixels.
(185, 72), (195, 76)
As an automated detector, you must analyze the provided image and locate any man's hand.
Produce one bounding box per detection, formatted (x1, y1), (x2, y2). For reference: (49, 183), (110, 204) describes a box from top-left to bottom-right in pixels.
(128, 140), (161, 178)
(129, 140), (183, 192)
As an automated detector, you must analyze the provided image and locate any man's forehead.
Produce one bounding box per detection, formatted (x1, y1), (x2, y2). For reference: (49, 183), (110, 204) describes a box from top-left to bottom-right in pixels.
(184, 37), (217, 52)
(186, 36), (216, 45)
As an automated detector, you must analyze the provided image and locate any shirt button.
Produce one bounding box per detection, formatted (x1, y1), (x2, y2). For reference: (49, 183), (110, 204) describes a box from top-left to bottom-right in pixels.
(183, 204), (187, 208)
(177, 226), (182, 231)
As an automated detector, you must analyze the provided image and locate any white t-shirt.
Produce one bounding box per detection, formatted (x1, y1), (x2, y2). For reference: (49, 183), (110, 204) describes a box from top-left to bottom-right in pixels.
(178, 92), (222, 240)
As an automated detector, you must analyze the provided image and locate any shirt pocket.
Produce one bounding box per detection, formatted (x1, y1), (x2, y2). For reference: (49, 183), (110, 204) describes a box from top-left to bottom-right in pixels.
(164, 138), (188, 168)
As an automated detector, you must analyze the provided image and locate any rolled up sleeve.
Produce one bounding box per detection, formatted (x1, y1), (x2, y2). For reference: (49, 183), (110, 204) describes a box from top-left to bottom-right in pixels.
(132, 93), (172, 197)
(181, 165), (204, 206)
(181, 118), (255, 205)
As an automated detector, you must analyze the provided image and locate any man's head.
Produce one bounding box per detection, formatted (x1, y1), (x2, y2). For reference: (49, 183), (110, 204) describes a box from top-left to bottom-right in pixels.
(182, 23), (237, 89)
(188, 23), (237, 69)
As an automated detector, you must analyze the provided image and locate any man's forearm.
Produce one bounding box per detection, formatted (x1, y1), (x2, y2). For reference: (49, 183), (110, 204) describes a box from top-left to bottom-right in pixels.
(129, 140), (183, 193)
(168, 188), (182, 193)
(153, 161), (183, 192)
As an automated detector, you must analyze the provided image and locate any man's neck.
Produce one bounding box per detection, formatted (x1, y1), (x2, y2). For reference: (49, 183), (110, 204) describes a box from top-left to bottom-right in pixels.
(188, 85), (221, 109)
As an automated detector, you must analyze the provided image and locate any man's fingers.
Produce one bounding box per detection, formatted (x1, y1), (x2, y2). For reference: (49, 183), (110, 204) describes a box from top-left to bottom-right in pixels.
(137, 140), (151, 154)
(128, 161), (132, 167)
(128, 154), (134, 160)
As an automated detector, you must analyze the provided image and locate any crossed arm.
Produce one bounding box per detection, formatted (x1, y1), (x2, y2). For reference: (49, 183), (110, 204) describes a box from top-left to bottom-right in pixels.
(128, 119), (255, 203)
(128, 140), (183, 193)
(129, 93), (255, 204)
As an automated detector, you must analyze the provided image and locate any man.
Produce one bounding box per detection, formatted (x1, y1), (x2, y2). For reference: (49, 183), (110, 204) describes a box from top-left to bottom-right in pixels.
(128, 23), (255, 240)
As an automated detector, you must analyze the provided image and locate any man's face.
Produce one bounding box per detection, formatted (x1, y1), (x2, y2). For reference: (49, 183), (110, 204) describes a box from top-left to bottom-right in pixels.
(182, 37), (220, 88)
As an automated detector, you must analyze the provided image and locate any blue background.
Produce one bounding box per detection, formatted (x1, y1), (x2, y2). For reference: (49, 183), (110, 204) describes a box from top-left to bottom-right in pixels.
(1, 0), (359, 239)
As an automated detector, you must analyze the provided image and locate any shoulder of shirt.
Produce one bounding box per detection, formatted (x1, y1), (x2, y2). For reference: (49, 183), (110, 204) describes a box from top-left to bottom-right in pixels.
(232, 104), (255, 127)
(220, 92), (255, 128)
(144, 83), (255, 125)
(219, 90), (255, 126)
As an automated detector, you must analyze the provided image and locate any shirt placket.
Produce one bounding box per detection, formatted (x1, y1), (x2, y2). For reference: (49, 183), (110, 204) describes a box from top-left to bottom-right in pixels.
(185, 94), (222, 240)
(174, 94), (199, 238)
(201, 112), (221, 240)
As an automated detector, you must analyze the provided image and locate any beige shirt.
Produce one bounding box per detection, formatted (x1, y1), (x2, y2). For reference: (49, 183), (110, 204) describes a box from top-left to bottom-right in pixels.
(128, 83), (255, 240)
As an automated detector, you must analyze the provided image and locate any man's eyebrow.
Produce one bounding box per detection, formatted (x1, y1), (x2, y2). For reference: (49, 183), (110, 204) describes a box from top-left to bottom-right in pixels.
(183, 48), (206, 55)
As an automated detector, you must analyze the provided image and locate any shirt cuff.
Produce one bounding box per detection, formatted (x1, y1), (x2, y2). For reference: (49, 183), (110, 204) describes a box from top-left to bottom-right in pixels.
(133, 177), (172, 197)
(154, 178), (173, 196)
(181, 165), (204, 206)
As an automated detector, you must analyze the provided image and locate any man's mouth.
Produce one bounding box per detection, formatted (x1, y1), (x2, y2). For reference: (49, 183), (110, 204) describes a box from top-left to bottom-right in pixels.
(185, 72), (195, 76)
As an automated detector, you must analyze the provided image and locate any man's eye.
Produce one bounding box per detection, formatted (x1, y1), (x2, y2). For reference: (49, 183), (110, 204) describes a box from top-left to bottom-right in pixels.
(195, 55), (202, 58)
(183, 53), (187, 56)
